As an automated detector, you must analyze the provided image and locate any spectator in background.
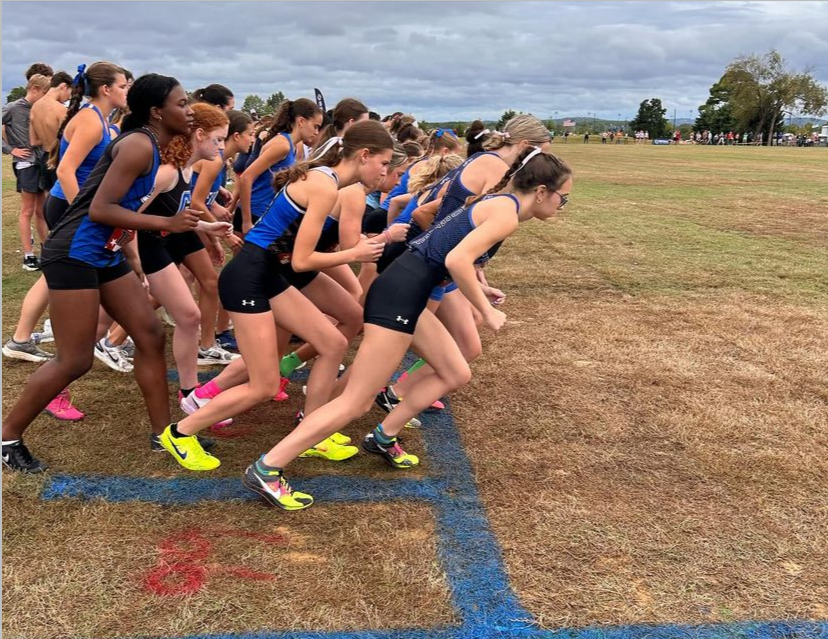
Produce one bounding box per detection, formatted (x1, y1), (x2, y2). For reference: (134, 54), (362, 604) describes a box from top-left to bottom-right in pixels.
(2, 73), (51, 270)
(29, 71), (73, 194)
(583, 131), (590, 144)
(25, 63), (53, 81)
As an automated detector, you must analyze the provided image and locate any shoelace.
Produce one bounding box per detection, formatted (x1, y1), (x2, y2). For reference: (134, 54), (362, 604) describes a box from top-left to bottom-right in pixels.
(388, 441), (405, 458)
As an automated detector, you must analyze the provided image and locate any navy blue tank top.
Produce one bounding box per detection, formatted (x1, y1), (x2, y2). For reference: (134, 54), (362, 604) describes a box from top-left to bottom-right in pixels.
(245, 166), (338, 258)
(42, 128), (160, 268)
(50, 104), (112, 200)
(434, 152), (502, 223)
(409, 193), (519, 280)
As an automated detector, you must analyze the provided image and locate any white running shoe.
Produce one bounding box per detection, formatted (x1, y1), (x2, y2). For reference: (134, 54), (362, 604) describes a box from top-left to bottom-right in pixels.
(197, 342), (240, 366)
(93, 338), (134, 373)
(32, 318), (54, 344)
(179, 391), (233, 428)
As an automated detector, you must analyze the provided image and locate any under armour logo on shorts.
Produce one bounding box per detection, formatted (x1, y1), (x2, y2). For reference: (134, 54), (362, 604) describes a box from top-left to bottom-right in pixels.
(396, 316), (410, 325)
(242, 300), (256, 307)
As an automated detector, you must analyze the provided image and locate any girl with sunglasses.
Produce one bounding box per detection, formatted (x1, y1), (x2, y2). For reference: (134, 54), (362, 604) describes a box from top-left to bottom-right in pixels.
(239, 149), (572, 509)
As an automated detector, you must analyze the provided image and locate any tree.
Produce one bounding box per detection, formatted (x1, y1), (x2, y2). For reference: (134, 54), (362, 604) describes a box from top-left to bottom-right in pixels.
(266, 91), (285, 112)
(695, 79), (737, 134)
(722, 50), (828, 145)
(496, 109), (516, 130)
(628, 98), (671, 139)
(242, 94), (267, 116)
(6, 86), (26, 103)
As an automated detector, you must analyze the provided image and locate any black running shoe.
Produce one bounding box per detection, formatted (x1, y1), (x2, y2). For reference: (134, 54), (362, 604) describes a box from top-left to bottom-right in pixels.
(362, 432), (419, 469)
(2, 440), (48, 473)
(151, 433), (216, 452)
(375, 388), (401, 414)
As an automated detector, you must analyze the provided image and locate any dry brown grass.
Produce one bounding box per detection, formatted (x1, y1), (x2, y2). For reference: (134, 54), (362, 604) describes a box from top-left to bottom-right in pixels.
(1, 494), (455, 638)
(3, 145), (827, 634)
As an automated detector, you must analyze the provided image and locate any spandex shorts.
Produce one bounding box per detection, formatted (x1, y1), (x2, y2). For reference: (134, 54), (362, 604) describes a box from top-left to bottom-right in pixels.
(363, 250), (444, 336)
(232, 207), (260, 233)
(44, 194), (69, 231)
(218, 243), (290, 314)
(42, 257), (132, 290)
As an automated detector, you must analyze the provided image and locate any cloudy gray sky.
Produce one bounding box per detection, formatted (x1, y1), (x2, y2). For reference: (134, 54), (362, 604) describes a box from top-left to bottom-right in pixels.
(3, 1), (827, 122)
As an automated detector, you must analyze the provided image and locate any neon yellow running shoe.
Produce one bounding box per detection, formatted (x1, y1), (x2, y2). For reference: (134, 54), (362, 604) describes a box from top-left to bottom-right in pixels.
(160, 424), (221, 471)
(298, 437), (359, 461)
(295, 412), (352, 447)
(329, 432), (352, 446)
(242, 462), (313, 511)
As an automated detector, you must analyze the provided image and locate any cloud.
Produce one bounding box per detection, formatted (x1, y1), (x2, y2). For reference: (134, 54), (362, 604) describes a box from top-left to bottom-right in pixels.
(3, 1), (826, 121)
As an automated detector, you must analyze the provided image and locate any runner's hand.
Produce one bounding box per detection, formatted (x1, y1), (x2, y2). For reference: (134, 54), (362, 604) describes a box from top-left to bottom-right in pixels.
(167, 208), (200, 233)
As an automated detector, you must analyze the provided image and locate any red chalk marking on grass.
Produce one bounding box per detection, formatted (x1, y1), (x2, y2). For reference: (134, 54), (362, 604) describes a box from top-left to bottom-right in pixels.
(143, 527), (289, 596)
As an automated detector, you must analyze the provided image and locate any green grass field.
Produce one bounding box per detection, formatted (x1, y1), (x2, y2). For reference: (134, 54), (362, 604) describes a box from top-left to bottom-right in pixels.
(3, 145), (827, 638)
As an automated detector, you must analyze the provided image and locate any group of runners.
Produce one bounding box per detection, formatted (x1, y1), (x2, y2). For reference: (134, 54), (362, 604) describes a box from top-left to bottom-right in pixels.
(2, 61), (574, 511)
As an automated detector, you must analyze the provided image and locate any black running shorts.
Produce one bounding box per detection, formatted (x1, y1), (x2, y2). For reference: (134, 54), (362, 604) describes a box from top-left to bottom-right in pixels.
(232, 207), (260, 233)
(218, 243), (290, 314)
(13, 163), (42, 193)
(363, 250), (444, 335)
(165, 230), (204, 265)
(362, 207), (389, 235)
(44, 195), (69, 231)
(137, 231), (173, 275)
(42, 257), (133, 290)
(277, 259), (318, 290)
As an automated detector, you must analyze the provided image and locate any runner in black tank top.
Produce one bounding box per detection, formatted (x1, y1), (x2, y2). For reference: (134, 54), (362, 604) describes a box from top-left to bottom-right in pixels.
(135, 104), (239, 439)
(2, 75), (197, 474)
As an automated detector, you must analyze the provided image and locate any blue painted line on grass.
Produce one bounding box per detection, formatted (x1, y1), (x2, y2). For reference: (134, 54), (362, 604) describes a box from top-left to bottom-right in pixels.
(42, 474), (444, 505)
(44, 360), (828, 639)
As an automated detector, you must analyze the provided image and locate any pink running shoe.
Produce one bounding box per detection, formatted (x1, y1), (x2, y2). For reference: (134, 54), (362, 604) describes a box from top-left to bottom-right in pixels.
(179, 388), (233, 429)
(430, 399), (445, 410)
(272, 377), (289, 402)
(44, 388), (85, 421)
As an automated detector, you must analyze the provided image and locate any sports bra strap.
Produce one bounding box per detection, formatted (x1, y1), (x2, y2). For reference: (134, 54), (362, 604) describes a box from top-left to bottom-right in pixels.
(309, 166), (339, 186)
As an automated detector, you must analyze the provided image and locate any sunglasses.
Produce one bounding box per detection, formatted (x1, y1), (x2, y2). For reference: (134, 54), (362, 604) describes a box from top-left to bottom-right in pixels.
(554, 190), (569, 209)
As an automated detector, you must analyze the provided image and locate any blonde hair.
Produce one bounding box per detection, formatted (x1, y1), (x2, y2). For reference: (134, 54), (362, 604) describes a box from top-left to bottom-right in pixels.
(482, 114), (550, 151)
(408, 153), (464, 193)
(26, 74), (50, 93)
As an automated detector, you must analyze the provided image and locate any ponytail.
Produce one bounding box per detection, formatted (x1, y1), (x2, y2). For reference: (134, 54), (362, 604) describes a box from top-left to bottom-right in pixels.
(266, 97), (321, 142)
(273, 119), (392, 191)
(48, 65), (87, 168)
(408, 153), (464, 193)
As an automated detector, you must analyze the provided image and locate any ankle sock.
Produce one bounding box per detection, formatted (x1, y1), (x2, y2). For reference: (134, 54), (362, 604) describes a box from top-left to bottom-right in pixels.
(373, 423), (394, 446)
(280, 352), (303, 377)
(406, 358), (427, 376)
(170, 422), (185, 438)
(196, 379), (222, 400)
(255, 456), (282, 474)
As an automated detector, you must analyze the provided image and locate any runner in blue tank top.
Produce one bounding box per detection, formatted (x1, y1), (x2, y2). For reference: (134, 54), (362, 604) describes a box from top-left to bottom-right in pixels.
(4, 62), (130, 423)
(380, 127), (461, 213)
(396, 115), (553, 404)
(248, 149), (573, 500)
(159, 121), (396, 511)
(235, 98), (323, 235)
(1, 74), (197, 474)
